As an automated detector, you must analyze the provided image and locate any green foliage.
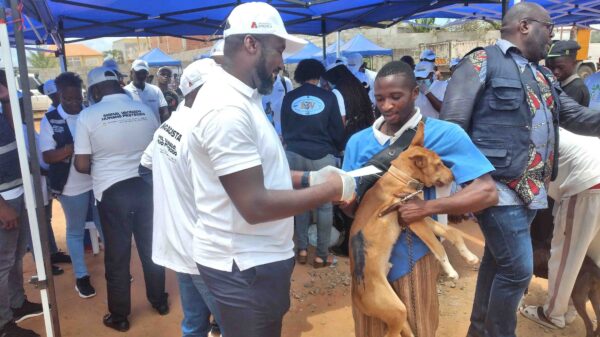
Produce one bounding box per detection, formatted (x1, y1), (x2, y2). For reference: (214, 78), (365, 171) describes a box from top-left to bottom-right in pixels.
(409, 18), (436, 33)
(103, 49), (124, 64)
(27, 51), (58, 68)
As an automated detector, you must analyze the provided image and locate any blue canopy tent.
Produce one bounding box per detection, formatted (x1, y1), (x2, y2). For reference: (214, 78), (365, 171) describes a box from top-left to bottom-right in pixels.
(138, 47), (182, 67)
(284, 41), (322, 64)
(338, 34), (392, 57)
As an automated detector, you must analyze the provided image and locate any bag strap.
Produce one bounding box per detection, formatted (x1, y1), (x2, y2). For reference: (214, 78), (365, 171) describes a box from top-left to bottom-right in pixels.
(280, 76), (288, 95)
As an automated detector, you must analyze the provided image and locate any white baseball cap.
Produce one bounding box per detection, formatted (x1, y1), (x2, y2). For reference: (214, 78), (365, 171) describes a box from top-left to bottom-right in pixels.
(210, 39), (224, 57)
(414, 61), (435, 79)
(420, 49), (436, 61)
(43, 79), (57, 96)
(223, 2), (306, 54)
(131, 59), (150, 72)
(87, 67), (119, 88)
(179, 58), (218, 97)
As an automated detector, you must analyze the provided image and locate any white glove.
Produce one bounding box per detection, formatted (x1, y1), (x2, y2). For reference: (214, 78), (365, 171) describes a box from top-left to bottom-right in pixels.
(309, 166), (356, 202)
(418, 81), (430, 95)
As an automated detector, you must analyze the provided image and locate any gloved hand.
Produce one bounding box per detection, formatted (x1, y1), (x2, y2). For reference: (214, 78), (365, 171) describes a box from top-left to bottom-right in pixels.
(309, 166), (356, 202)
(418, 80), (430, 95)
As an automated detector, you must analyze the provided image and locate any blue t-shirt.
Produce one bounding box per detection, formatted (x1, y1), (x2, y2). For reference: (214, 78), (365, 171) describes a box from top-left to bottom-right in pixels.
(343, 117), (494, 281)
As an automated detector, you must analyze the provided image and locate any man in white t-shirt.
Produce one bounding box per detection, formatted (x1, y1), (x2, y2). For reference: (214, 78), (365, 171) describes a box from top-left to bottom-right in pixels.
(521, 129), (600, 329)
(186, 3), (355, 337)
(73, 67), (166, 332)
(140, 58), (221, 337)
(414, 58), (446, 119)
(124, 59), (169, 122)
(262, 71), (293, 136)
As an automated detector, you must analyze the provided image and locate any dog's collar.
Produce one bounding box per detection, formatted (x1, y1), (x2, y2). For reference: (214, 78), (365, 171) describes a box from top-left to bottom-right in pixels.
(387, 165), (425, 192)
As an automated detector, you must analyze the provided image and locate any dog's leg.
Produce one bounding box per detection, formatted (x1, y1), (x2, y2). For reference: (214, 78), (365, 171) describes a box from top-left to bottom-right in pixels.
(354, 275), (414, 337)
(424, 217), (479, 265)
(573, 274), (595, 337)
(409, 221), (458, 280)
(589, 283), (600, 336)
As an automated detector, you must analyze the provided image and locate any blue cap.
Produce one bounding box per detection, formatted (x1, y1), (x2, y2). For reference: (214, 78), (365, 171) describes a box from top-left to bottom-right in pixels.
(420, 49), (436, 61)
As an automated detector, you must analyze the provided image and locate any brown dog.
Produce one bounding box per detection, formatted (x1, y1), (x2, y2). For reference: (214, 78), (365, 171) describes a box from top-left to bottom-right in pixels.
(533, 246), (600, 337)
(349, 121), (479, 337)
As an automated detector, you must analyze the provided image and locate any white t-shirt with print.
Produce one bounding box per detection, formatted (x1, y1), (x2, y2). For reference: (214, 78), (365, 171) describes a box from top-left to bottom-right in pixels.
(262, 75), (293, 135)
(585, 72), (600, 110)
(74, 93), (159, 201)
(186, 66), (294, 272)
(124, 82), (167, 122)
(39, 105), (93, 196)
(415, 79), (447, 119)
(141, 104), (200, 275)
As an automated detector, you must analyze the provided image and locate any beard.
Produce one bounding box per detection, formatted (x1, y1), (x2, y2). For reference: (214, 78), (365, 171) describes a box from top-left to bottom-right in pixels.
(256, 50), (276, 95)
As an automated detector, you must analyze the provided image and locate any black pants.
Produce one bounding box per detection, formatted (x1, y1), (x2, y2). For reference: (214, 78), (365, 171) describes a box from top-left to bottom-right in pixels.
(198, 258), (295, 337)
(97, 177), (166, 320)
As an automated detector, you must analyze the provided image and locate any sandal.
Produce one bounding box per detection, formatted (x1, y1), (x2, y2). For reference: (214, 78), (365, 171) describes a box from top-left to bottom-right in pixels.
(519, 305), (561, 329)
(297, 250), (308, 265)
(313, 255), (337, 269)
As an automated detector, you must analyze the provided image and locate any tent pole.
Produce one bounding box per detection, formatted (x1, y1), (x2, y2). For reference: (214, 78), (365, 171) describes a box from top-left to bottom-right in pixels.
(58, 19), (67, 72)
(336, 31), (340, 58)
(4, 2), (61, 336)
(321, 18), (326, 62)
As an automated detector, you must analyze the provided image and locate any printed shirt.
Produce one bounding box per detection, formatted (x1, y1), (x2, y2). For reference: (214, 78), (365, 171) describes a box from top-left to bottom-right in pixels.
(584, 72), (600, 110)
(342, 110), (494, 281)
(465, 39), (556, 209)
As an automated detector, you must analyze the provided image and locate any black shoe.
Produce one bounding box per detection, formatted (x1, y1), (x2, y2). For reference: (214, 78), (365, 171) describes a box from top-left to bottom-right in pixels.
(75, 276), (96, 298)
(50, 251), (71, 264)
(153, 302), (169, 316)
(209, 321), (221, 336)
(102, 314), (129, 332)
(0, 321), (40, 337)
(52, 265), (63, 276)
(12, 300), (43, 323)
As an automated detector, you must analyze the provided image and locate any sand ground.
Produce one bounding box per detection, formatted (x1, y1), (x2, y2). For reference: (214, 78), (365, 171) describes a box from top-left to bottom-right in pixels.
(17, 201), (589, 337)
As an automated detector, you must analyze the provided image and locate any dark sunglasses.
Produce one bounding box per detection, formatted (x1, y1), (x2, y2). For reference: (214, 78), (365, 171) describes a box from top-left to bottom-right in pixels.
(523, 18), (555, 32)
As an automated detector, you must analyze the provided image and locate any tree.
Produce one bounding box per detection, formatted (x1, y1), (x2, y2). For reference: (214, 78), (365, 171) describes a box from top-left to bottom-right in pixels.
(103, 49), (124, 64)
(409, 18), (436, 33)
(27, 51), (58, 68)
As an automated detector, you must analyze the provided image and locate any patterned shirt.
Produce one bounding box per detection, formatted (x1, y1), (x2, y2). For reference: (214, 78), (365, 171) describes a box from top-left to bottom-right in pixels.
(464, 39), (555, 209)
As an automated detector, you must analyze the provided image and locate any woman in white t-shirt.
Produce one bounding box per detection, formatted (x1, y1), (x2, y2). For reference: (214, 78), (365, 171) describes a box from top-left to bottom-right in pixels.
(39, 72), (101, 299)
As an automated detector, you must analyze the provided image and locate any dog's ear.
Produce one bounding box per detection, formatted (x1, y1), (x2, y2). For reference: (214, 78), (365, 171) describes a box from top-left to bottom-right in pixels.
(408, 153), (427, 169)
(410, 121), (425, 147)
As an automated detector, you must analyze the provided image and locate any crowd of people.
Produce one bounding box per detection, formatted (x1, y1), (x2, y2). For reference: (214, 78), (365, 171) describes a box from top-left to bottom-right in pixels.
(1, 1), (600, 337)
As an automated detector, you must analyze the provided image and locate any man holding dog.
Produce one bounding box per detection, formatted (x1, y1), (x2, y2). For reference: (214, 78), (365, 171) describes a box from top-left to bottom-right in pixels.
(180, 3), (355, 337)
(342, 60), (498, 337)
(441, 3), (600, 337)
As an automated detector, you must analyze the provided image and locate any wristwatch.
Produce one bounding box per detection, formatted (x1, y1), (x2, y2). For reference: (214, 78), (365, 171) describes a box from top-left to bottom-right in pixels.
(301, 171), (310, 188)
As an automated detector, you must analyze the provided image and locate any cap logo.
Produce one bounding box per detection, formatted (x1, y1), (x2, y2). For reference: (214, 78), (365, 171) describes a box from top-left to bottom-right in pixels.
(188, 81), (193, 87)
(251, 22), (257, 29)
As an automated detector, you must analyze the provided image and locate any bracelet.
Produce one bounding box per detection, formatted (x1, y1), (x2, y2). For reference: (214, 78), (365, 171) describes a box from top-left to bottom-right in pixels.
(301, 171), (310, 188)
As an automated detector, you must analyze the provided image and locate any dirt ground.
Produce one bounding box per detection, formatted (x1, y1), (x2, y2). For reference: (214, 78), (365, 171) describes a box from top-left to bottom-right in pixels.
(18, 202), (589, 337)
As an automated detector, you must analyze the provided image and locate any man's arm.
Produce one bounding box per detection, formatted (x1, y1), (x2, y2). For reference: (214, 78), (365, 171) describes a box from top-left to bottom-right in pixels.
(159, 106), (170, 123)
(440, 51), (487, 130)
(42, 145), (73, 164)
(397, 174), (498, 224)
(74, 154), (91, 174)
(425, 92), (443, 112)
(0, 196), (19, 230)
(559, 91), (600, 136)
(219, 165), (344, 225)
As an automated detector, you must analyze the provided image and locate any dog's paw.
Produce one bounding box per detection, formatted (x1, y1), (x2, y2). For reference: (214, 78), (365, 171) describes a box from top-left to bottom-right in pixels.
(465, 252), (480, 265)
(446, 270), (459, 280)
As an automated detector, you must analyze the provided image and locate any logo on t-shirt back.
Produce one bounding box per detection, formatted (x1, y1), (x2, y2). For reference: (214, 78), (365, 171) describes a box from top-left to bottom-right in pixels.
(291, 96), (325, 116)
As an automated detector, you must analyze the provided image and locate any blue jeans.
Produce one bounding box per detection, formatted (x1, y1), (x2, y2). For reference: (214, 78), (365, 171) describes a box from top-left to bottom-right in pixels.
(285, 151), (336, 259)
(58, 191), (102, 279)
(176, 272), (221, 337)
(468, 206), (537, 337)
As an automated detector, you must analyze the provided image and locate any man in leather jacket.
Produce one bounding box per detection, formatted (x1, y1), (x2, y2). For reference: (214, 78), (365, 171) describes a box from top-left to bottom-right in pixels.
(441, 3), (600, 337)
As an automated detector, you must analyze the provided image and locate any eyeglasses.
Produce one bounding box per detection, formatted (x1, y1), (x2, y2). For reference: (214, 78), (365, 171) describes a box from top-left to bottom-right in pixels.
(523, 18), (555, 32)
